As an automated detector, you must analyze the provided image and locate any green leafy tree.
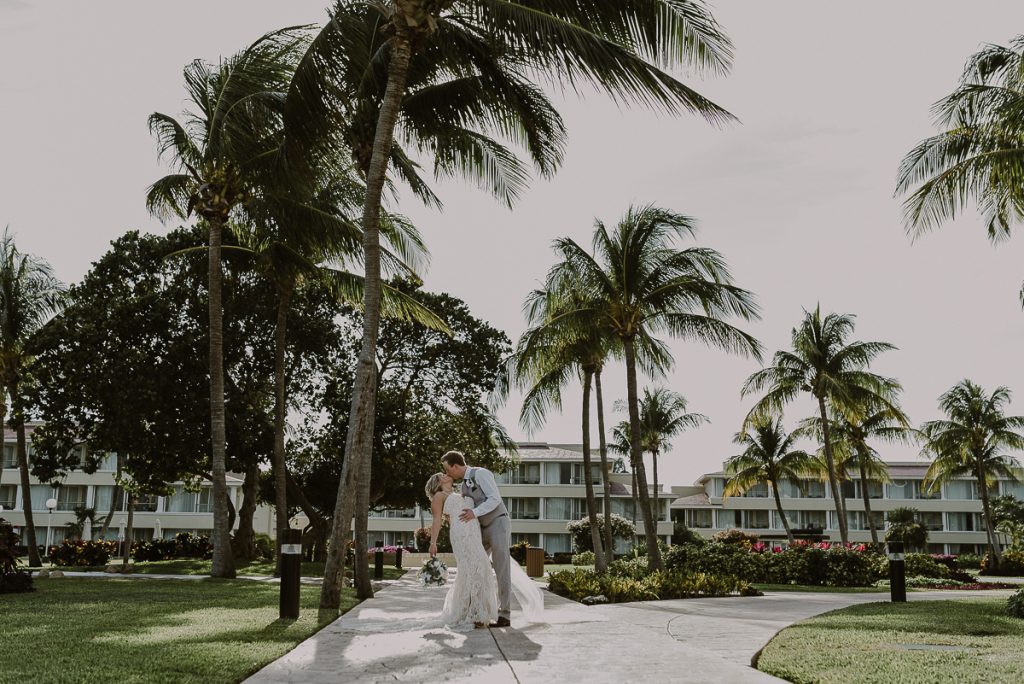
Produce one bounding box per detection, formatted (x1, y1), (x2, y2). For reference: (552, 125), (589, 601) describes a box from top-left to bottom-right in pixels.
(742, 307), (900, 544)
(317, 0), (739, 608)
(549, 205), (761, 570)
(993, 494), (1024, 550)
(884, 506), (929, 551)
(896, 36), (1024, 255)
(0, 230), (65, 567)
(724, 416), (814, 543)
(921, 380), (1024, 565)
(566, 513), (635, 554)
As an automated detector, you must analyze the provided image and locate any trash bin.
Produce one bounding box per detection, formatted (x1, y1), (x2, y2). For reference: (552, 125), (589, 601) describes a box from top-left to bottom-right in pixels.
(526, 546), (545, 578)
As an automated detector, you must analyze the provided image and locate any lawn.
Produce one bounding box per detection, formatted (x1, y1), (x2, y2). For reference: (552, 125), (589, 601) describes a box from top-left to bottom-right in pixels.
(51, 558), (405, 579)
(753, 583), (888, 594)
(0, 577), (355, 684)
(756, 598), (1024, 683)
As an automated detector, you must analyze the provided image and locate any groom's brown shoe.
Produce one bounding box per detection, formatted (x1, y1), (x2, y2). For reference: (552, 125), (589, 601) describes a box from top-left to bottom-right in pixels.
(488, 617), (511, 628)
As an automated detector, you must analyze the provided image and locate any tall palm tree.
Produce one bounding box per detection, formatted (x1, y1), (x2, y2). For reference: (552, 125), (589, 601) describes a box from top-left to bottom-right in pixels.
(896, 36), (1024, 248)
(724, 417), (814, 543)
(147, 27), (336, 578)
(800, 403), (912, 544)
(317, 0), (738, 607)
(920, 380), (1024, 565)
(742, 307), (900, 544)
(636, 387), (708, 521)
(549, 206), (761, 570)
(608, 420), (639, 528)
(0, 229), (65, 567)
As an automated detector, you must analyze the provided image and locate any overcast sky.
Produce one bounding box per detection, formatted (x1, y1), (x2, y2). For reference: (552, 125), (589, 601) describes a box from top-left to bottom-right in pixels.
(2, 1), (1024, 488)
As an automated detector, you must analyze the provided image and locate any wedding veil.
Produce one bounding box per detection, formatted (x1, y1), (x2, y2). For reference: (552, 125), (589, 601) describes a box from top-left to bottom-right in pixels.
(509, 560), (545, 621)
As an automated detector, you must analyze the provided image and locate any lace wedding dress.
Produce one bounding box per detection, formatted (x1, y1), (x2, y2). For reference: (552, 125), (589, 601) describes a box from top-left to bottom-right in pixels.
(440, 494), (499, 627)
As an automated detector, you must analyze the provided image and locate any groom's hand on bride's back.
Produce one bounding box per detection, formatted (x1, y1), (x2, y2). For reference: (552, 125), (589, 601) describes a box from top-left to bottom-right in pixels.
(458, 510), (476, 522)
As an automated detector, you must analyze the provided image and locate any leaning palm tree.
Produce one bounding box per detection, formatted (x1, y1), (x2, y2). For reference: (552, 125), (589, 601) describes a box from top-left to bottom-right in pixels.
(896, 36), (1024, 250)
(724, 417), (815, 544)
(0, 229), (65, 567)
(637, 387), (709, 521)
(920, 380), (1024, 565)
(317, 0), (739, 607)
(742, 307), (900, 544)
(549, 206), (761, 570)
(800, 404), (911, 544)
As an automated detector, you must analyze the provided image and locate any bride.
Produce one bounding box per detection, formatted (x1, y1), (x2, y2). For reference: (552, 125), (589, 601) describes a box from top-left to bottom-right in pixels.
(425, 472), (543, 628)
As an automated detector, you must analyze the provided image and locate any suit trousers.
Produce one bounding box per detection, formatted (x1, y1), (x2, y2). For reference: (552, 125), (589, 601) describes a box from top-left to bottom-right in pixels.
(479, 514), (511, 618)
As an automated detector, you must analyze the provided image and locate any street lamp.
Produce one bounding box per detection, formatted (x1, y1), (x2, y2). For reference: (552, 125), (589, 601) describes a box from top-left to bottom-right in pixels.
(45, 497), (57, 556)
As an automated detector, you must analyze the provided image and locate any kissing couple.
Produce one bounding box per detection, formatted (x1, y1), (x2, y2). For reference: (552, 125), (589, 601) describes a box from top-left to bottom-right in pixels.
(425, 451), (544, 629)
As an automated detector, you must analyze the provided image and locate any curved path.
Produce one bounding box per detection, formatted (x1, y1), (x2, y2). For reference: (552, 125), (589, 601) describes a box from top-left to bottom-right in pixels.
(244, 573), (1013, 684)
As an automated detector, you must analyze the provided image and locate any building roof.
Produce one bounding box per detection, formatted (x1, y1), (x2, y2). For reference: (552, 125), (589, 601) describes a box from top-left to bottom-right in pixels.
(671, 492), (710, 508)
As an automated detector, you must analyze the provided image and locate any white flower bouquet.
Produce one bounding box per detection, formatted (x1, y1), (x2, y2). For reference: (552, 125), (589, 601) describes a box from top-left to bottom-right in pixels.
(420, 557), (448, 586)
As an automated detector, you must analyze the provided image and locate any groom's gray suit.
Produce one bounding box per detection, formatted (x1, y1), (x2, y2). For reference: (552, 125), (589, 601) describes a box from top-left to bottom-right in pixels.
(462, 465), (511, 620)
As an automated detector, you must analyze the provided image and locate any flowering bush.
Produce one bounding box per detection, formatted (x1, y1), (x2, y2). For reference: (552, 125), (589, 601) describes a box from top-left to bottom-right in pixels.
(955, 553), (983, 570)
(567, 514), (635, 553)
(48, 539), (118, 567)
(415, 520), (451, 553)
(131, 539), (177, 562)
(712, 528), (761, 547)
(131, 533), (212, 562)
(365, 545), (414, 557)
(548, 566), (752, 603)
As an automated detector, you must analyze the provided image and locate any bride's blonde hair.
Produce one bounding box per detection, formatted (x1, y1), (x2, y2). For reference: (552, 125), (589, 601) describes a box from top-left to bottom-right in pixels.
(424, 472), (446, 502)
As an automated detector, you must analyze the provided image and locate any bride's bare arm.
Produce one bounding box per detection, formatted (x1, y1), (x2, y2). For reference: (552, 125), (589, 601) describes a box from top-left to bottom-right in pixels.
(428, 492), (445, 556)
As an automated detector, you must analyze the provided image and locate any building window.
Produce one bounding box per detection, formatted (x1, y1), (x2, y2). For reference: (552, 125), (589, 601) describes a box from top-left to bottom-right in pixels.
(741, 482), (769, 498)
(1001, 480), (1024, 499)
(947, 512), (983, 532)
(508, 498), (540, 520)
(30, 485), (54, 511)
(96, 452), (118, 472)
(2, 445), (17, 469)
(0, 484), (17, 509)
(841, 480), (884, 500)
(946, 481), (980, 500)
(165, 487), (198, 513)
(570, 463), (602, 486)
(543, 533), (572, 553)
(845, 511), (885, 531)
(93, 485), (116, 513)
(197, 488), (214, 513)
(887, 479), (939, 500)
(511, 533), (540, 547)
(497, 463), (541, 485)
(779, 479), (825, 498)
(684, 509), (712, 528)
(611, 498), (635, 520)
(709, 478), (724, 497)
(779, 510), (826, 530)
(56, 486), (87, 511)
(741, 510), (769, 529)
(544, 497), (573, 521)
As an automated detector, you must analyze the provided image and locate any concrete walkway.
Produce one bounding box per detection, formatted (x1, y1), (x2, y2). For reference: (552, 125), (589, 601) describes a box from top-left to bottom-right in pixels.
(244, 571), (1014, 684)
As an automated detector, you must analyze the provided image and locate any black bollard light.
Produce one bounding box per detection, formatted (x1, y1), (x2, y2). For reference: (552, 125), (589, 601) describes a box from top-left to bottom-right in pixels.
(279, 528), (302, 619)
(888, 540), (906, 603)
(374, 540), (384, 580)
(396, 546), (403, 570)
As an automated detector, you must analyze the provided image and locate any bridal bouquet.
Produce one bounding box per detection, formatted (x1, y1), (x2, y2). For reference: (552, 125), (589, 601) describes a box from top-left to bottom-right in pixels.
(420, 557), (448, 586)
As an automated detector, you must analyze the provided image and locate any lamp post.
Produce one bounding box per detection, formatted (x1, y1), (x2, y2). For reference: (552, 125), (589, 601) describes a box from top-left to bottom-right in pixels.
(45, 497), (57, 557)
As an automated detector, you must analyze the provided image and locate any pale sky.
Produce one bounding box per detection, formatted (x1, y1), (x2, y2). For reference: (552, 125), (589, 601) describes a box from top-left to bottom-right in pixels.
(2, 1), (1024, 488)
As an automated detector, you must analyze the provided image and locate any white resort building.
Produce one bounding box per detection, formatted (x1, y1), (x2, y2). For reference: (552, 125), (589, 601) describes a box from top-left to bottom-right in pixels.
(672, 462), (1024, 554)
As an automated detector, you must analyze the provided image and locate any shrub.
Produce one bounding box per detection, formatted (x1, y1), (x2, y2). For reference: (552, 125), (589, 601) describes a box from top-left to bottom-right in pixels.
(1008, 589), (1024, 619)
(551, 552), (574, 565)
(415, 520), (451, 553)
(607, 557), (650, 580)
(665, 541), (765, 582)
(885, 507), (929, 550)
(131, 539), (177, 562)
(980, 550), (1024, 576)
(0, 518), (33, 594)
(567, 514), (635, 553)
(547, 567), (751, 603)
(823, 546), (886, 587)
(572, 551), (595, 566)
(252, 533), (274, 561)
(48, 539), (119, 567)
(712, 528), (760, 547)
(956, 553), (983, 570)
(672, 521), (707, 547)
(173, 532), (213, 559)
(904, 553), (951, 579)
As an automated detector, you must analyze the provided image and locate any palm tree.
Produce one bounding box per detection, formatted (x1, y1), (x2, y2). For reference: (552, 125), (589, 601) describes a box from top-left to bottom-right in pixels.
(317, 0), (738, 607)
(509, 284), (620, 571)
(724, 417), (814, 543)
(920, 380), (1024, 565)
(0, 229), (65, 567)
(800, 404), (912, 544)
(636, 387), (708, 521)
(742, 307), (900, 544)
(549, 206), (761, 570)
(896, 36), (1024, 249)
(608, 420), (639, 529)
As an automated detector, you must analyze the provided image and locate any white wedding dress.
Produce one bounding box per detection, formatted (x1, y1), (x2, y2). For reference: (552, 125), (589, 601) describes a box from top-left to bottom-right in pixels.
(440, 493), (499, 627)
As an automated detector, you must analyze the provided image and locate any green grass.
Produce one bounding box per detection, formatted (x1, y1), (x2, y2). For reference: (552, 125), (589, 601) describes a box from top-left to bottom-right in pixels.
(51, 558), (405, 579)
(754, 583), (889, 593)
(757, 598), (1024, 683)
(0, 577), (356, 684)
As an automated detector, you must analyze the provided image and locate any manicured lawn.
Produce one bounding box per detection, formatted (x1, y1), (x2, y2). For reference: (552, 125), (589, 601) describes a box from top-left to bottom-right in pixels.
(756, 598), (1024, 683)
(50, 558), (405, 579)
(0, 577), (355, 684)
(754, 583), (888, 593)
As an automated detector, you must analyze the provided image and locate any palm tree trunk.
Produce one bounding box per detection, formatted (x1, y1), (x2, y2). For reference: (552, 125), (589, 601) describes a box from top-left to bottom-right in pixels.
(273, 281), (294, 575)
(233, 458), (259, 561)
(623, 337), (663, 571)
(9, 395), (40, 567)
(977, 459), (1002, 565)
(121, 492), (135, 569)
(771, 482), (794, 543)
(816, 396), (849, 544)
(651, 447), (660, 531)
(595, 370), (614, 563)
(858, 454), (878, 545)
(354, 458), (372, 599)
(207, 216), (235, 578)
(580, 370), (605, 569)
(631, 466), (638, 527)
(320, 32), (413, 610)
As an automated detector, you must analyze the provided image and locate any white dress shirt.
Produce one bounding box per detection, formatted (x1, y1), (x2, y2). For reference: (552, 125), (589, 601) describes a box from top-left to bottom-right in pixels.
(466, 466), (502, 519)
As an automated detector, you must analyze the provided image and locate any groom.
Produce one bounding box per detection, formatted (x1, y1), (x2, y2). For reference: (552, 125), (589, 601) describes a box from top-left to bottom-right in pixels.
(440, 450), (512, 628)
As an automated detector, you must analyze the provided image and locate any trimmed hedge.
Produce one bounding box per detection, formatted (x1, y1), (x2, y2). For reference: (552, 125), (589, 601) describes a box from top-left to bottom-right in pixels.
(131, 533), (212, 562)
(48, 540), (119, 567)
(548, 565), (751, 603)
